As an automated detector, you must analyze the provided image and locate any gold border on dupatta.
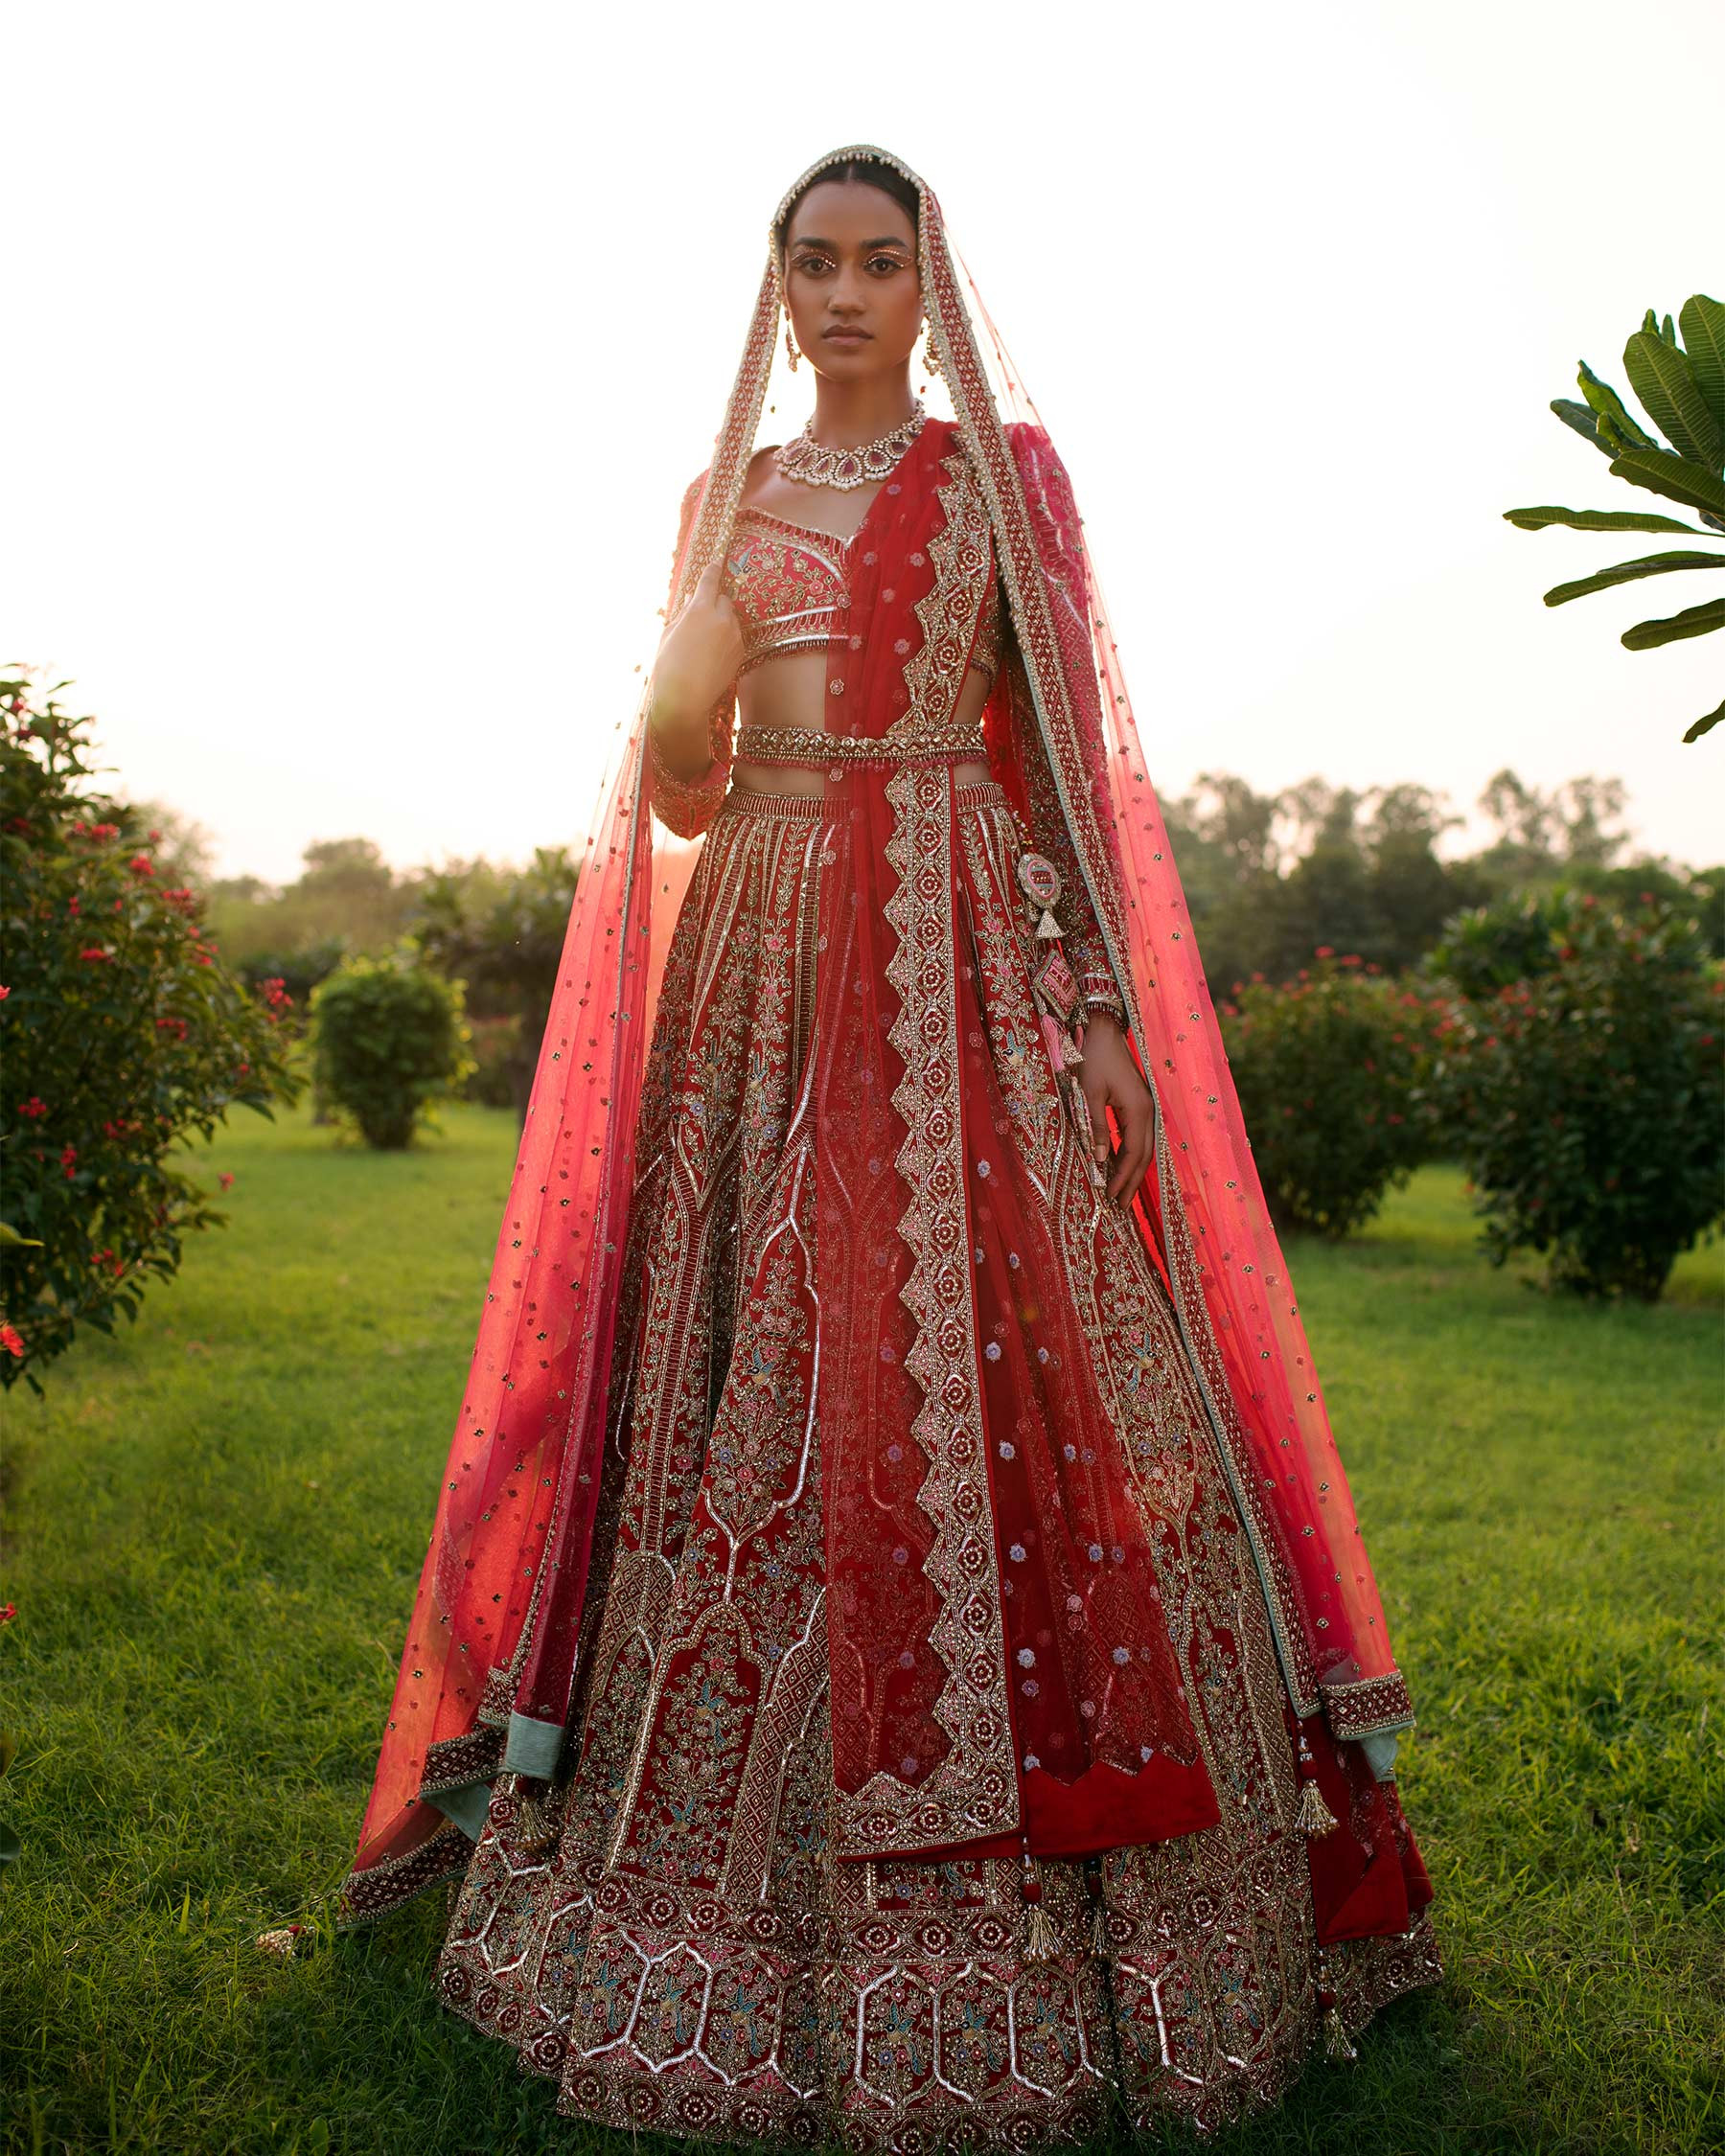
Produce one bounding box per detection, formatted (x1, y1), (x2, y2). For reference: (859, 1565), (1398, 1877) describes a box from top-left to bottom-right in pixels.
(835, 447), (1020, 1858)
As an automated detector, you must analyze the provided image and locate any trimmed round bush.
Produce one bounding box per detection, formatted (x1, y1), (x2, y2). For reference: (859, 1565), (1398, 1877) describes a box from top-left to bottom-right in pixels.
(1218, 952), (1437, 1237)
(0, 675), (298, 1389)
(1429, 888), (1722, 1299)
(310, 952), (472, 1150)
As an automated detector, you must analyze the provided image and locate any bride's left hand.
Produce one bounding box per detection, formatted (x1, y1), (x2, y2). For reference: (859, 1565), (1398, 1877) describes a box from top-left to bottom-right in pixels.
(1075, 1012), (1154, 1206)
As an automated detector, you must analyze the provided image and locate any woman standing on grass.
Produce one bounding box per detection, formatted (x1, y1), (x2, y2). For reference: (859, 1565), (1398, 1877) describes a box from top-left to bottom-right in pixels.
(339, 146), (1440, 2144)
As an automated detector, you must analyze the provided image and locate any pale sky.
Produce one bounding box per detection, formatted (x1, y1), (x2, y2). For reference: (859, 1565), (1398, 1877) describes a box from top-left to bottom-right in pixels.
(6, 0), (1722, 885)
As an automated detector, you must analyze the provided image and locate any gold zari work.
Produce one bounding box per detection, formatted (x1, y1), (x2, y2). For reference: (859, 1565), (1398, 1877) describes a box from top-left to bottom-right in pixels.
(435, 780), (1438, 2147)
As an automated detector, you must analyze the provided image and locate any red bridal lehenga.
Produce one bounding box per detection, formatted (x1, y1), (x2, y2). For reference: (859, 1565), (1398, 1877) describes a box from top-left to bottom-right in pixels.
(338, 148), (1441, 2146)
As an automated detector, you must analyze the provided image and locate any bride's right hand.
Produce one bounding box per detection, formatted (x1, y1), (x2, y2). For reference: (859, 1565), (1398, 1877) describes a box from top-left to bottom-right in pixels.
(648, 559), (745, 759)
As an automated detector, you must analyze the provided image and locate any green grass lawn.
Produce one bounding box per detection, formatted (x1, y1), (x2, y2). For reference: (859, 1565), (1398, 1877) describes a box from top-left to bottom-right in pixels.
(2, 1105), (1720, 2156)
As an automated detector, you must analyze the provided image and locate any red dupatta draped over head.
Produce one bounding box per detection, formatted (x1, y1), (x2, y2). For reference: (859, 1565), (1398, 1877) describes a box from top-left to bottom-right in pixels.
(340, 147), (1415, 1924)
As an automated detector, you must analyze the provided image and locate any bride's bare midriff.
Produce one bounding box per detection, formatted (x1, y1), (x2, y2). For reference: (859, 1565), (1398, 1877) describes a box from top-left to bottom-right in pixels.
(731, 651), (993, 796)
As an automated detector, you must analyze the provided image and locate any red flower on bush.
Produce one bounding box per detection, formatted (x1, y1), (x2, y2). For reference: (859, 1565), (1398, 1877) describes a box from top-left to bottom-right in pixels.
(78, 947), (112, 963)
(59, 1143), (79, 1179)
(0, 1598), (16, 1619)
(128, 854), (154, 878)
(18, 1096), (46, 1119)
(0, 1326), (23, 1360)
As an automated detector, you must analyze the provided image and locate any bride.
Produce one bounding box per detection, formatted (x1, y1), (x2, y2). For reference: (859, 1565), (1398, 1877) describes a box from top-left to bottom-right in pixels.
(339, 145), (1440, 2145)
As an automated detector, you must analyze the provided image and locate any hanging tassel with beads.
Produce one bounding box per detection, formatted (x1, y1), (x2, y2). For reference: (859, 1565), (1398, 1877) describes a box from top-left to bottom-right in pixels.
(1020, 1849), (1060, 1963)
(1298, 1778), (1340, 1836)
(514, 1779), (560, 1855)
(1016, 853), (1066, 942)
(1316, 1974), (1357, 2064)
(1295, 1729), (1340, 1836)
(1084, 1861), (1109, 1957)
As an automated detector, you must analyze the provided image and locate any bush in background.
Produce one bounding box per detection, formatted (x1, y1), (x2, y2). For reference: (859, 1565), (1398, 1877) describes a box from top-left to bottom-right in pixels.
(310, 951), (472, 1150)
(408, 846), (577, 1122)
(461, 1014), (525, 1109)
(1218, 953), (1438, 1237)
(0, 674), (298, 1389)
(1429, 888), (1723, 1298)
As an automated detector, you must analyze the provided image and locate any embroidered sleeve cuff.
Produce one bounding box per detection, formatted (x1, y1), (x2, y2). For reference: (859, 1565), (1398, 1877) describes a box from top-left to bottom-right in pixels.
(1320, 1670), (1415, 1742)
(649, 717), (730, 838)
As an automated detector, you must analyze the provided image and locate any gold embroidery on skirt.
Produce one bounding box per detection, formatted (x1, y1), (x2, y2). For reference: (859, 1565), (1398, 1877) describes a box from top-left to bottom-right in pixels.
(433, 782), (1440, 2149)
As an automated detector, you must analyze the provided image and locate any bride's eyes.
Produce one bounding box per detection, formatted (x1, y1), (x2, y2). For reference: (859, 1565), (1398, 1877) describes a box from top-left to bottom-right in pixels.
(791, 252), (908, 277)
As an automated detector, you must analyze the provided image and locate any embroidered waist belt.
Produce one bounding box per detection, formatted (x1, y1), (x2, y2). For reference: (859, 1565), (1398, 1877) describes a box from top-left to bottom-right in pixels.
(734, 720), (989, 768)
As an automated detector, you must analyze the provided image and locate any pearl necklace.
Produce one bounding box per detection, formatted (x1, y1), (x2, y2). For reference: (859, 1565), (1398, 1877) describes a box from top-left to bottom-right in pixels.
(773, 401), (926, 492)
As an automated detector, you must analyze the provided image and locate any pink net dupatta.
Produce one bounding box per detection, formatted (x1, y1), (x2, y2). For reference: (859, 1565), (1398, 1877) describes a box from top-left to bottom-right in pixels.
(340, 573), (710, 1925)
(943, 254), (1416, 1755)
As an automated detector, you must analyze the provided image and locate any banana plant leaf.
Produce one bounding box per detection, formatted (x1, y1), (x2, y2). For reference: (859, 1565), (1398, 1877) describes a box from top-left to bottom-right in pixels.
(1543, 550), (1725, 606)
(1504, 505), (1704, 535)
(1552, 398), (1616, 453)
(1609, 448), (1725, 518)
(1683, 695), (1724, 745)
(1623, 332), (1724, 472)
(1577, 360), (1658, 449)
(1678, 295), (1725, 433)
(1621, 596), (1725, 650)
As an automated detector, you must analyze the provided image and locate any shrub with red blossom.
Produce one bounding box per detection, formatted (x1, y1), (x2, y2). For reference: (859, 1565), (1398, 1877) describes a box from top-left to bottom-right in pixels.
(0, 673), (298, 1389)
(1427, 887), (1723, 1298)
(1217, 953), (1441, 1237)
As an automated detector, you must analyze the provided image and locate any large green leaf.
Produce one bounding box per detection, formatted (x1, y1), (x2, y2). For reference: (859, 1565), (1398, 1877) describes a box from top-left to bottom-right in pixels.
(1623, 331), (1724, 471)
(1503, 504), (1704, 534)
(1621, 596), (1725, 650)
(1577, 361), (1657, 448)
(1610, 448), (1725, 517)
(1552, 398), (1614, 453)
(1679, 295), (1725, 433)
(1684, 694), (1725, 744)
(1543, 550), (1725, 606)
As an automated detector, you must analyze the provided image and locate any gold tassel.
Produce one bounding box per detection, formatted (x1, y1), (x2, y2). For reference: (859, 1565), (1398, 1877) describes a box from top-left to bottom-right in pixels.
(1091, 1901), (1110, 1957)
(1035, 909), (1062, 939)
(515, 1791), (559, 1854)
(1024, 1900), (1061, 1963)
(1323, 2006), (1358, 2064)
(1298, 1778), (1340, 1836)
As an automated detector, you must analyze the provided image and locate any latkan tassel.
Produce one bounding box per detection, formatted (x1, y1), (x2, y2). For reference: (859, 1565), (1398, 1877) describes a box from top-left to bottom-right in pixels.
(1091, 1900), (1110, 1957)
(515, 1790), (560, 1854)
(1322, 2005), (1358, 2064)
(1297, 1778), (1340, 1837)
(1024, 1900), (1061, 1964)
(1035, 908), (1062, 939)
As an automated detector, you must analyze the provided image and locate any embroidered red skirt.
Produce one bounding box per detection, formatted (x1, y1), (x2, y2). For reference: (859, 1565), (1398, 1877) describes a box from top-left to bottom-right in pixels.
(434, 778), (1439, 2147)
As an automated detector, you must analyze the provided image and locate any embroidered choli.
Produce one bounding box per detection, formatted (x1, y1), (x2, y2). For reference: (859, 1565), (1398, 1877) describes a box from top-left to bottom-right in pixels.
(648, 469), (1121, 1024)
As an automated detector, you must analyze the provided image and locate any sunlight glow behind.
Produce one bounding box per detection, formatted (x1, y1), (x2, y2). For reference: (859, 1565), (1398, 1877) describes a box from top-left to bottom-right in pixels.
(6, 1), (1721, 883)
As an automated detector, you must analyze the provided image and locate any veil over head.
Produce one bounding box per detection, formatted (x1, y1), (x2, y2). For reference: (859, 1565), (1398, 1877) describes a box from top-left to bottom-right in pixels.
(341, 146), (1415, 1922)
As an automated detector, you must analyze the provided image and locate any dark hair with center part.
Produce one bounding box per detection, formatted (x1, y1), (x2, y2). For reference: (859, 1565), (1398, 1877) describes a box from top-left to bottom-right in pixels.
(774, 155), (920, 264)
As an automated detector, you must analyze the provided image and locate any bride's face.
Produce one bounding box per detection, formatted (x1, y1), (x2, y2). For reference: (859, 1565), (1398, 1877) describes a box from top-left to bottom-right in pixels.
(781, 179), (923, 383)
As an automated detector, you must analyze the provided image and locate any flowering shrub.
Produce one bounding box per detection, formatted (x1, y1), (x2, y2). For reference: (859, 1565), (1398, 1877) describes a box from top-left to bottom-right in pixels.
(1219, 952), (1438, 1236)
(0, 675), (298, 1389)
(1429, 888), (1723, 1298)
(310, 952), (472, 1150)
